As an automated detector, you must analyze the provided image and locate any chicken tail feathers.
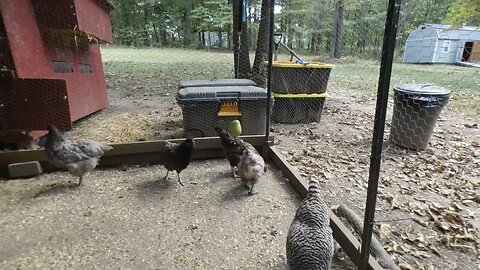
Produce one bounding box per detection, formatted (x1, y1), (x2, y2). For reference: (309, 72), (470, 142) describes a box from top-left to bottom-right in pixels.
(308, 176), (321, 196)
(46, 125), (64, 143)
(102, 144), (113, 152)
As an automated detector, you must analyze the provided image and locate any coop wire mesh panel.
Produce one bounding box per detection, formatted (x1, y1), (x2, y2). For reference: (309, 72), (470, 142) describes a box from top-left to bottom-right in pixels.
(0, 0), (113, 144)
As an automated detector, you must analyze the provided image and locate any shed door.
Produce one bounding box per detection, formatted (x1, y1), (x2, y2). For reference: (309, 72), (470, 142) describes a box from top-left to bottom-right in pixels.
(470, 42), (480, 62)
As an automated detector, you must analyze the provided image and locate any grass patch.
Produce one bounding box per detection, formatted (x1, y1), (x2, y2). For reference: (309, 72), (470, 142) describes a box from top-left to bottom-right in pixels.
(329, 61), (479, 116)
(101, 46), (234, 83)
(101, 46), (479, 117)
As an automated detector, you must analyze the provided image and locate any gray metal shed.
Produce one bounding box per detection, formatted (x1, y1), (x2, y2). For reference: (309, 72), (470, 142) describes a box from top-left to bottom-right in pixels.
(403, 24), (480, 64)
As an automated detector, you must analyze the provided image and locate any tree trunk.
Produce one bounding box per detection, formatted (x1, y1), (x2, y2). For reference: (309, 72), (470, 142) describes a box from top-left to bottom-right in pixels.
(218, 31), (223, 48)
(161, 30), (168, 46)
(143, 5), (150, 46)
(332, 0), (344, 59)
(248, 0), (254, 48)
(251, 0), (271, 87)
(308, 36), (314, 52)
(227, 27), (231, 49)
(233, 0), (251, 79)
(286, 17), (293, 48)
(183, 0), (193, 47)
(152, 24), (159, 44)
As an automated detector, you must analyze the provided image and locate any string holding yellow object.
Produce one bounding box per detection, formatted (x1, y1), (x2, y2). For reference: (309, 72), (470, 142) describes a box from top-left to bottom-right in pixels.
(218, 101), (242, 116)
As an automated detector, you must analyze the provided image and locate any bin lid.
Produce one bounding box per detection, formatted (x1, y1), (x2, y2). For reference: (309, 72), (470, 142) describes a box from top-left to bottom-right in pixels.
(177, 86), (269, 102)
(178, 79), (256, 89)
(272, 61), (335, 69)
(394, 84), (450, 96)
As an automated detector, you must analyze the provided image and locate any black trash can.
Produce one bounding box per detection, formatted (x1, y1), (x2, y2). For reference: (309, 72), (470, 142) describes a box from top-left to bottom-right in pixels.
(389, 84), (450, 150)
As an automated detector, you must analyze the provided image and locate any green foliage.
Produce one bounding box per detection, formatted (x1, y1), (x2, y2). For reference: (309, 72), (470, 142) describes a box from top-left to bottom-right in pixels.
(109, 0), (477, 58)
(192, 0), (231, 31)
(445, 0), (480, 26)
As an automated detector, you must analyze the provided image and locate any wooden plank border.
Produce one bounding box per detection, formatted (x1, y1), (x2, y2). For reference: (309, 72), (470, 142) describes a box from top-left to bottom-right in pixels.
(268, 145), (384, 270)
(0, 135), (271, 176)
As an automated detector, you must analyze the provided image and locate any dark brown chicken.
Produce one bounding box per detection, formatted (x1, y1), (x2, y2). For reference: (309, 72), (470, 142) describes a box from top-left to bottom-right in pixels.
(214, 127), (255, 179)
(158, 138), (195, 186)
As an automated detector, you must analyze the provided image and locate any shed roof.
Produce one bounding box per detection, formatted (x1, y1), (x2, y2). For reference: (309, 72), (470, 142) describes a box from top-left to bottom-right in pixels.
(422, 24), (480, 41)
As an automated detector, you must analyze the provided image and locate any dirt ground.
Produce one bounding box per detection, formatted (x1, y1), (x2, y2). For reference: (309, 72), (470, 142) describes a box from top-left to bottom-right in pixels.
(0, 160), (354, 269)
(1, 58), (479, 269)
(273, 87), (479, 269)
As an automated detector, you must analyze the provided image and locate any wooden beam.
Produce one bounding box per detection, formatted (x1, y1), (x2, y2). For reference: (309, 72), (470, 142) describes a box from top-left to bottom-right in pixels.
(268, 145), (308, 198)
(268, 145), (384, 270)
(0, 136), (270, 176)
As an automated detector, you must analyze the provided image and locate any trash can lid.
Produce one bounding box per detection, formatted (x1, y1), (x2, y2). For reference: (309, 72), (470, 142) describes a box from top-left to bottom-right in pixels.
(394, 84), (450, 96)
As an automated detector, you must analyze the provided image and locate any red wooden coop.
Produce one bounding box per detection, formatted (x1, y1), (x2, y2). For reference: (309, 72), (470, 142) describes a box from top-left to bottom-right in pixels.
(0, 0), (114, 144)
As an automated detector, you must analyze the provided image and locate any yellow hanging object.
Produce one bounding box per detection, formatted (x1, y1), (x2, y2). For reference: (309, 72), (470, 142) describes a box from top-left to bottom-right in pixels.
(218, 101), (242, 117)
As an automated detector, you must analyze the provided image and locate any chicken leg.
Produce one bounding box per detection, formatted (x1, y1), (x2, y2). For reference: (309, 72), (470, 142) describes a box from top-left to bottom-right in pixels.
(176, 173), (185, 186)
(77, 176), (83, 187)
(231, 166), (239, 179)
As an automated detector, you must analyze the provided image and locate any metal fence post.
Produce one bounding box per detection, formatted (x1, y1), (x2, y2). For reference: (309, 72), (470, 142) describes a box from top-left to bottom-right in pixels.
(360, 0), (402, 269)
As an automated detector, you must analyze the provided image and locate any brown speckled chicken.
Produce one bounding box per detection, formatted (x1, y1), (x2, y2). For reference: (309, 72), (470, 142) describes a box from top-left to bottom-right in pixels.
(214, 127), (255, 179)
(44, 125), (112, 186)
(238, 147), (268, 195)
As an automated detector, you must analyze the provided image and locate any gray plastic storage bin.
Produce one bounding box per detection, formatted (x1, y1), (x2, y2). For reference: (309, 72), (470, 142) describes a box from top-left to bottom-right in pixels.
(178, 79), (256, 89)
(389, 84), (450, 150)
(177, 86), (272, 137)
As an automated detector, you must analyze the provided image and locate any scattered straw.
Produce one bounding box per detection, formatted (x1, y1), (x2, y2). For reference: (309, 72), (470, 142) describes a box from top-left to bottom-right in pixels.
(69, 109), (183, 144)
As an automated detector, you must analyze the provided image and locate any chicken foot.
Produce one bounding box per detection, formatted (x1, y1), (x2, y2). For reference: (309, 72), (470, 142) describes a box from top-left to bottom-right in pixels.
(77, 176), (83, 187)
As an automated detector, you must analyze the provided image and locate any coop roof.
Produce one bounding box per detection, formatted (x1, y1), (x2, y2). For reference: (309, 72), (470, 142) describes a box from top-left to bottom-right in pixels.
(422, 24), (480, 41)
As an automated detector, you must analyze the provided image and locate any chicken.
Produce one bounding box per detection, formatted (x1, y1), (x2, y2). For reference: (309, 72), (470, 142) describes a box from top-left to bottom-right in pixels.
(237, 148), (268, 195)
(214, 126), (254, 178)
(158, 138), (195, 186)
(44, 125), (113, 186)
(286, 176), (334, 270)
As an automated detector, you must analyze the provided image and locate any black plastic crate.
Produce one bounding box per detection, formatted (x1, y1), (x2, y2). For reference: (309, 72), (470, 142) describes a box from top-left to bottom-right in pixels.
(271, 61), (334, 94)
(271, 94), (327, 124)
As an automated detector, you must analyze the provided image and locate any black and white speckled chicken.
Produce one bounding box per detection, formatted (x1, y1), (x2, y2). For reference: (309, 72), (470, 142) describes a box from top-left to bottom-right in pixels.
(214, 126), (255, 179)
(238, 147), (268, 195)
(286, 176), (334, 270)
(44, 125), (113, 186)
(158, 138), (195, 186)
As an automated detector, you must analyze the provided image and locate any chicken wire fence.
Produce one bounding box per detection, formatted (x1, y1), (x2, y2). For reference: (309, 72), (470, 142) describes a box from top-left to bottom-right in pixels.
(1, 0), (479, 267)
(265, 0), (480, 268)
